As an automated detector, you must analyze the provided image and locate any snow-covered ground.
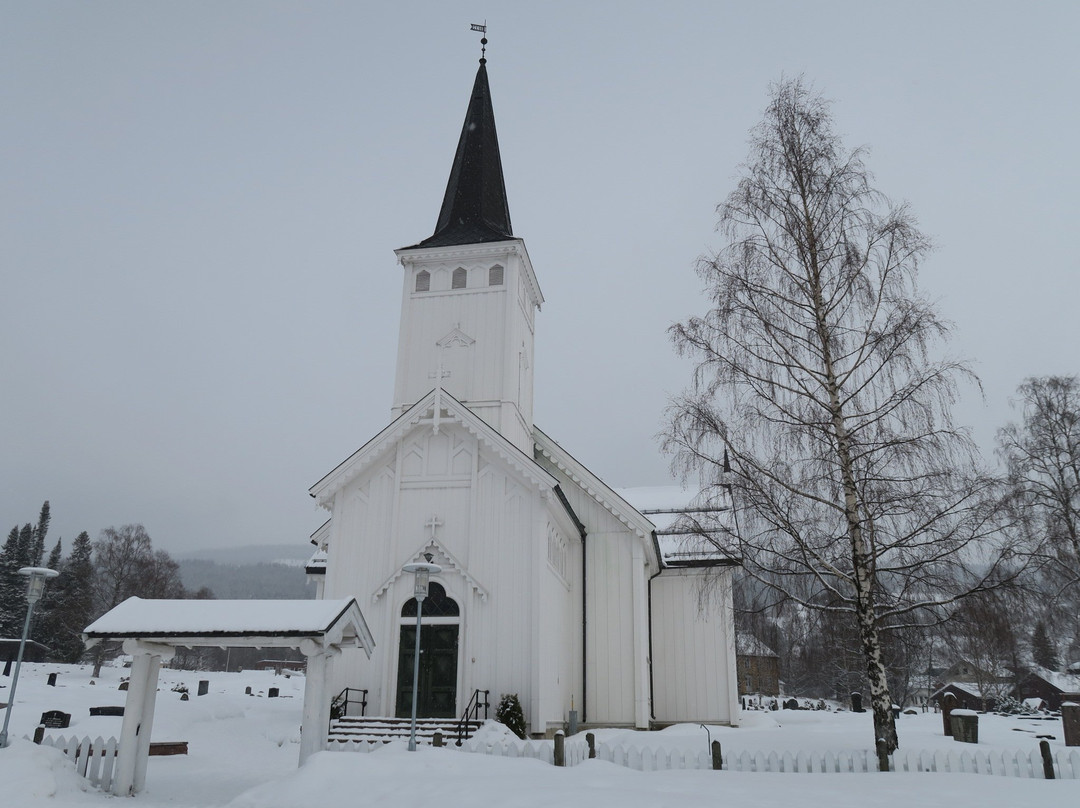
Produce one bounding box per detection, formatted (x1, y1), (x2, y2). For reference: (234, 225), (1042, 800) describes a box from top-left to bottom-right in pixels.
(2, 662), (1078, 807)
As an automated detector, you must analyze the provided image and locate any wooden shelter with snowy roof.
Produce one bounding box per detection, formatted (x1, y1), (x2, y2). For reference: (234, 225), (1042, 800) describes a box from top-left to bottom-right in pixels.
(83, 597), (374, 794)
(307, 53), (741, 738)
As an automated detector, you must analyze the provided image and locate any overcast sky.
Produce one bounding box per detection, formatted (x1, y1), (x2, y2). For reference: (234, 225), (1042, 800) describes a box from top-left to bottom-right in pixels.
(3, 2), (1078, 556)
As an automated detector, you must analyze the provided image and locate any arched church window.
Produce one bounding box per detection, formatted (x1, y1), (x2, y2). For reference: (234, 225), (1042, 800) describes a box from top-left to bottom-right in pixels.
(401, 581), (459, 617)
(488, 265), (504, 286)
(415, 270), (430, 292)
(452, 267), (467, 289)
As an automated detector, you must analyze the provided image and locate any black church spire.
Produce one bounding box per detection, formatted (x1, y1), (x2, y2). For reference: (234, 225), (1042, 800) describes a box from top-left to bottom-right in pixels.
(405, 60), (513, 249)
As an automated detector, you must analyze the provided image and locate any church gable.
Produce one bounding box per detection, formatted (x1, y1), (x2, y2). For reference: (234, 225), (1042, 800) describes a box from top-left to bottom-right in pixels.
(310, 387), (557, 508)
(400, 429), (474, 480)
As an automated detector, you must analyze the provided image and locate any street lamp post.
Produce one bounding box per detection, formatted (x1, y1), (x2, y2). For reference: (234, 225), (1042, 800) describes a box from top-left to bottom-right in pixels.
(0, 566), (59, 748)
(402, 555), (442, 751)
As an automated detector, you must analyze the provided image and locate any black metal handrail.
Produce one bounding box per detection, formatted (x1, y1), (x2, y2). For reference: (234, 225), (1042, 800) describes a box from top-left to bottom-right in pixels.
(455, 688), (490, 746)
(330, 687), (368, 727)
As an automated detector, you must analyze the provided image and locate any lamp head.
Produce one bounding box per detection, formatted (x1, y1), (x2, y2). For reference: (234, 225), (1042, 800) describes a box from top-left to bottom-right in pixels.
(19, 566), (59, 605)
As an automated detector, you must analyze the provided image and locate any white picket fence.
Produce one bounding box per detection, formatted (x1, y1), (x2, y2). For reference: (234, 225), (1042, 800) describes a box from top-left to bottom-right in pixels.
(36, 734), (119, 791)
(456, 737), (1080, 779)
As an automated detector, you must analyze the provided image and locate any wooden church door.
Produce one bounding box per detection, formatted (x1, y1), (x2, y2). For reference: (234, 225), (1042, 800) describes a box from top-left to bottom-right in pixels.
(395, 583), (459, 718)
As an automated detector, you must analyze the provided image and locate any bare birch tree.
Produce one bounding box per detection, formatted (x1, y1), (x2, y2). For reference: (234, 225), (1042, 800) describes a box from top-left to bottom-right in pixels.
(997, 376), (1080, 588)
(665, 78), (1017, 752)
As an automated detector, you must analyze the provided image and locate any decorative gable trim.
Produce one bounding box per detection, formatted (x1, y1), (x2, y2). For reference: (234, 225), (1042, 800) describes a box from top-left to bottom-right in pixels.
(437, 327), (475, 349)
(533, 426), (658, 548)
(372, 540), (488, 604)
(309, 388), (558, 507)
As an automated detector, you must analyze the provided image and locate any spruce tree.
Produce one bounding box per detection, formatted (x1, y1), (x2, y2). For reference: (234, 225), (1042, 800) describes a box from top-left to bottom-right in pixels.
(49, 531), (95, 662)
(1032, 621), (1060, 671)
(0, 527), (24, 637)
(33, 539), (65, 649)
(30, 501), (51, 567)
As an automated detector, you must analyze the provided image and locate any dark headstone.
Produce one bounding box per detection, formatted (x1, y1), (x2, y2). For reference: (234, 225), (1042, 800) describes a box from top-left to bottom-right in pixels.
(268, 687), (279, 698)
(180, 692), (189, 701)
(118, 681), (129, 691)
(1062, 703), (1080, 747)
(39, 709), (70, 729)
(198, 680), (209, 696)
(784, 698), (799, 710)
(941, 692), (958, 736)
(850, 692), (864, 713)
(951, 710), (978, 744)
(2, 659), (11, 677)
(245, 686), (252, 696)
(47, 673), (58, 687)
(89, 706), (125, 717)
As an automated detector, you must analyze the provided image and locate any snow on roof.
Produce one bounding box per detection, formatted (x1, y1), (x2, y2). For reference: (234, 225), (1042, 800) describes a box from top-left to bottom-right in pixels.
(614, 486), (739, 566)
(1027, 665), (1080, 692)
(931, 681), (986, 698)
(737, 632), (778, 658)
(306, 549), (327, 574)
(83, 597), (364, 639)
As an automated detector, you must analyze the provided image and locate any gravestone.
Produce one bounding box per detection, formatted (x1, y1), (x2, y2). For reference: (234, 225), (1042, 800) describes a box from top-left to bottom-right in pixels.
(118, 681), (129, 691)
(941, 692), (958, 736)
(951, 709), (978, 744)
(268, 687), (279, 698)
(1062, 703), (1080, 747)
(850, 692), (864, 713)
(3, 659), (11, 676)
(47, 673), (58, 687)
(39, 709), (71, 729)
(784, 698), (799, 710)
(89, 706), (125, 717)
(245, 686), (252, 696)
(180, 692), (189, 701)
(197, 680), (209, 696)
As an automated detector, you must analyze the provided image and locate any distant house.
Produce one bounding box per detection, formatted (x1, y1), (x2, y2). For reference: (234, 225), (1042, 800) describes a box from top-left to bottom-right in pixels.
(928, 658), (1013, 711)
(1014, 667), (1080, 711)
(736, 632), (780, 696)
(930, 682), (996, 712)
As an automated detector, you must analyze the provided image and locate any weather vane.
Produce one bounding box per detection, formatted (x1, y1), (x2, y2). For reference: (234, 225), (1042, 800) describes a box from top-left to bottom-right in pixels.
(470, 21), (488, 62)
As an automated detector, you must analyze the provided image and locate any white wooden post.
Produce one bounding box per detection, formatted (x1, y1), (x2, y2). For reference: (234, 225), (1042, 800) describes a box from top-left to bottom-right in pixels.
(299, 639), (333, 765)
(133, 654), (163, 791)
(114, 640), (173, 796)
(113, 652), (150, 796)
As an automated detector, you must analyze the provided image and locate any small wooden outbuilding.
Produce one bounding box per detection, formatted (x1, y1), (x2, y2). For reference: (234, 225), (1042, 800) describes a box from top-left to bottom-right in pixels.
(83, 596), (374, 796)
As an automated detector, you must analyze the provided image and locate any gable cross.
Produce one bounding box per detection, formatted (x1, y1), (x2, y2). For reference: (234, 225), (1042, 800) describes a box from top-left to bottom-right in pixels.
(424, 515), (443, 541)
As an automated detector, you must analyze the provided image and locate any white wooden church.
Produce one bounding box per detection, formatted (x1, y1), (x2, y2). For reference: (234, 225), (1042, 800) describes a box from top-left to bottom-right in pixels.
(306, 55), (740, 737)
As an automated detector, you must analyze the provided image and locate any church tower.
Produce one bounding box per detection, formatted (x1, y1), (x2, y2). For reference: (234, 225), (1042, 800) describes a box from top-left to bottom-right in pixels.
(391, 58), (543, 455)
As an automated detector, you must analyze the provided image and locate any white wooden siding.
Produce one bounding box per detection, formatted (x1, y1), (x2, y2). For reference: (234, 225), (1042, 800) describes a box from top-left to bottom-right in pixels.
(650, 568), (735, 724)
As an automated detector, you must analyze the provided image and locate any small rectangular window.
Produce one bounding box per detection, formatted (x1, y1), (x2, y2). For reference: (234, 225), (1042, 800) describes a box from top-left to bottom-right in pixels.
(489, 265), (504, 286)
(415, 270), (430, 292)
(452, 267), (467, 289)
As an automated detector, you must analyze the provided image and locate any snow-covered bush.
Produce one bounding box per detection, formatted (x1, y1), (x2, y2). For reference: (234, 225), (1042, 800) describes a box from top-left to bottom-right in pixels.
(495, 693), (526, 739)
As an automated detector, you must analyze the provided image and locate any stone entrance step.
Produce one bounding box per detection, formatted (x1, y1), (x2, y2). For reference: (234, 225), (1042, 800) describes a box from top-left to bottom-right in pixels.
(328, 716), (483, 746)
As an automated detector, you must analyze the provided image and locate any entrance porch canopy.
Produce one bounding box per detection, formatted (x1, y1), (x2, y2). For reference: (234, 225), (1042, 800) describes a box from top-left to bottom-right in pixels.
(82, 597), (374, 796)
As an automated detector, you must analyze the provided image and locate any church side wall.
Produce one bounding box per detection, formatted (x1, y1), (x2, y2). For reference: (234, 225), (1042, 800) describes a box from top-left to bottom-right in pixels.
(536, 513), (583, 735)
(650, 568), (738, 725)
(536, 470), (642, 726)
(322, 462), (398, 711)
